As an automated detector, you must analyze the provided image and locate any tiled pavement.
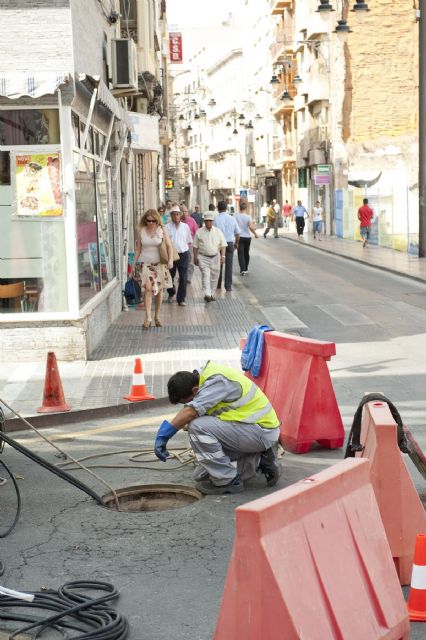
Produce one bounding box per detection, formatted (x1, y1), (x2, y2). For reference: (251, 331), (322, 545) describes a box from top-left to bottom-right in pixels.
(1, 228), (425, 424)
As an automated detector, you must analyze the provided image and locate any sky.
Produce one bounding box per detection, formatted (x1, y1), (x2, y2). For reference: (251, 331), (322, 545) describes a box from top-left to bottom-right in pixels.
(166, 0), (245, 66)
(166, 0), (239, 31)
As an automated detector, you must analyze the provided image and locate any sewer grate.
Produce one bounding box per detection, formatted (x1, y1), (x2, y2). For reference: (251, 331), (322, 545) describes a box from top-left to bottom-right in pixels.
(102, 483), (203, 512)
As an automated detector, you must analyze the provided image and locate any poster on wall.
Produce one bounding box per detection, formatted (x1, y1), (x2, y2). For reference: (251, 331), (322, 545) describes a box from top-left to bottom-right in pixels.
(15, 153), (63, 217)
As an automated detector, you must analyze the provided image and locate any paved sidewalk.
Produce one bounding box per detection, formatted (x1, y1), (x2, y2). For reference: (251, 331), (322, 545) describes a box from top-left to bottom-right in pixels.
(1, 231), (425, 426)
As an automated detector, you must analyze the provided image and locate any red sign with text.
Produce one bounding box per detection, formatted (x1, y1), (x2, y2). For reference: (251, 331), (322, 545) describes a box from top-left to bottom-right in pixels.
(169, 32), (183, 63)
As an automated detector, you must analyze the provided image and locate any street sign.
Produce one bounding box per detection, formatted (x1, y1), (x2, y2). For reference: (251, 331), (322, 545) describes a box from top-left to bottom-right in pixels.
(165, 179), (174, 189)
(315, 174), (331, 185)
(317, 164), (330, 175)
(239, 189), (248, 198)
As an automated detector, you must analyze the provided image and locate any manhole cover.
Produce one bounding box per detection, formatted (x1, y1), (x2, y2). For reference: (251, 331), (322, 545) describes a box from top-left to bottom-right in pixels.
(102, 483), (203, 512)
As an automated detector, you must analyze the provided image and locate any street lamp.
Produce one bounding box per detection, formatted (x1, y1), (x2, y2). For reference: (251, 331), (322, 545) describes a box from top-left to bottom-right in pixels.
(316, 0), (369, 41)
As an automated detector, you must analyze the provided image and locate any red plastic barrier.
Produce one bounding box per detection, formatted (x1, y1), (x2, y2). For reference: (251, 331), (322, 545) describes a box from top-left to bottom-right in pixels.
(214, 459), (409, 640)
(244, 331), (344, 453)
(356, 400), (426, 585)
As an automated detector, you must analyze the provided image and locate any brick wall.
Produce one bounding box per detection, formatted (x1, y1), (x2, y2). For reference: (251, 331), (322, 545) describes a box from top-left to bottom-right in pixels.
(346, 0), (418, 144)
(0, 0), (73, 71)
(0, 0), (110, 78)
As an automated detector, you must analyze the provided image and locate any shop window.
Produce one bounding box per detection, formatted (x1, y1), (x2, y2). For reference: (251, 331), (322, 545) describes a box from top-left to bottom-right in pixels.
(0, 147), (67, 314)
(74, 154), (115, 307)
(0, 109), (60, 145)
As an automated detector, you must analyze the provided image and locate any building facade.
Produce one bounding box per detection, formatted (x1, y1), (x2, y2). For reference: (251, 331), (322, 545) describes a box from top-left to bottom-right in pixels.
(0, 0), (167, 360)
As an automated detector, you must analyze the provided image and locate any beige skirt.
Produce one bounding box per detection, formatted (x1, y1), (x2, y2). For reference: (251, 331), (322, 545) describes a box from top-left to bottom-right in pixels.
(134, 262), (172, 296)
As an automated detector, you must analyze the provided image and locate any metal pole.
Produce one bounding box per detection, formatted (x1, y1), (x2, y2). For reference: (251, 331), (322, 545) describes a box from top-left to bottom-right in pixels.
(419, 0), (426, 256)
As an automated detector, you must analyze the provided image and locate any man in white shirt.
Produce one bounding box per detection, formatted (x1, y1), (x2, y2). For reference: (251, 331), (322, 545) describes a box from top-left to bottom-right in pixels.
(214, 200), (240, 292)
(311, 200), (324, 240)
(193, 212), (227, 302)
(166, 206), (193, 306)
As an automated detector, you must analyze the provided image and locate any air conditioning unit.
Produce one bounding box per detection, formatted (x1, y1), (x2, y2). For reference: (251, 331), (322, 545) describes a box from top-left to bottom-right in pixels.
(111, 38), (138, 93)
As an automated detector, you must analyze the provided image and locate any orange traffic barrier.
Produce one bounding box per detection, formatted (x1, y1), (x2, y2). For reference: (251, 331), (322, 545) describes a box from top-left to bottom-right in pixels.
(123, 357), (154, 402)
(244, 331), (344, 453)
(407, 533), (426, 621)
(37, 351), (71, 414)
(356, 400), (426, 585)
(214, 459), (409, 640)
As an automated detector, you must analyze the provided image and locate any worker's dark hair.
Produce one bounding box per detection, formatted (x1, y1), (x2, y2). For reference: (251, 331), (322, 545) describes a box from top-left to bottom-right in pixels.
(208, 203), (215, 211)
(167, 370), (200, 404)
(217, 200), (227, 212)
(363, 198), (368, 204)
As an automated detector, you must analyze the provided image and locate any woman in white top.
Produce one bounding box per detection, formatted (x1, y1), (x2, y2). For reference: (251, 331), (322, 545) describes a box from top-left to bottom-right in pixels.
(235, 201), (258, 275)
(132, 209), (173, 328)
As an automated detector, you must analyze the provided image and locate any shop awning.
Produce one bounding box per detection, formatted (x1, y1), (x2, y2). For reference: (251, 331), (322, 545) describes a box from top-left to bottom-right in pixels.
(77, 74), (132, 127)
(0, 72), (69, 99)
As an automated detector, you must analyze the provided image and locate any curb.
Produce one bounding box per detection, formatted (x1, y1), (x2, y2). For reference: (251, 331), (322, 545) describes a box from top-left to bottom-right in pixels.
(281, 235), (426, 285)
(4, 396), (170, 433)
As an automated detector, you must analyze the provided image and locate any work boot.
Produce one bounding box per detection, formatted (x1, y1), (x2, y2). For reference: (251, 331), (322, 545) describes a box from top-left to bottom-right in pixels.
(195, 474), (244, 495)
(259, 446), (281, 487)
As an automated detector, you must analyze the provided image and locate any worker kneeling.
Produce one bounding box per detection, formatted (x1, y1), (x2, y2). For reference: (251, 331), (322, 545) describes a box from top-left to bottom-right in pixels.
(154, 361), (281, 495)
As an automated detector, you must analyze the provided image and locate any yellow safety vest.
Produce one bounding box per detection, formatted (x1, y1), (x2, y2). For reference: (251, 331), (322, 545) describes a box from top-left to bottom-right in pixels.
(199, 361), (279, 429)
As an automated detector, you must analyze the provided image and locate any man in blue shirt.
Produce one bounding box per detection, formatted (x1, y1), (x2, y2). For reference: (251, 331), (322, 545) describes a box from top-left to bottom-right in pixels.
(293, 200), (308, 237)
(214, 201), (240, 291)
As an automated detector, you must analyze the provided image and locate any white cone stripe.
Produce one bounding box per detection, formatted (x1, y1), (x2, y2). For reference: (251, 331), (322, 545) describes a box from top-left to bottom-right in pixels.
(411, 564), (426, 590)
(132, 373), (146, 385)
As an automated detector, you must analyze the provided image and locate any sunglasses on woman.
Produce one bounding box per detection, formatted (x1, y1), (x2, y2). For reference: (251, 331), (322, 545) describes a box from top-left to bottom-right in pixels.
(146, 219), (157, 223)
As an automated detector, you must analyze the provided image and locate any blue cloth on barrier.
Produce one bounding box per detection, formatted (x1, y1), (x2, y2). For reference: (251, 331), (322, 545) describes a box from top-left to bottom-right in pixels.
(241, 324), (273, 377)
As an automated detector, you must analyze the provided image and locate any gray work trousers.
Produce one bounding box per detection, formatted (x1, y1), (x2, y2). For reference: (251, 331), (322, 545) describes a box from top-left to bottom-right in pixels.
(188, 415), (280, 486)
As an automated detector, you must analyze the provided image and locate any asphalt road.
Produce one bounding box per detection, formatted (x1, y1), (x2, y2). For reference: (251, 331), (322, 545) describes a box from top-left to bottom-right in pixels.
(1, 238), (425, 639)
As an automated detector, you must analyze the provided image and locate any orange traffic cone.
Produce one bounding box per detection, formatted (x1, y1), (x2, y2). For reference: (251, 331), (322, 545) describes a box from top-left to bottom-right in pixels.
(407, 533), (426, 621)
(123, 358), (154, 402)
(37, 352), (71, 413)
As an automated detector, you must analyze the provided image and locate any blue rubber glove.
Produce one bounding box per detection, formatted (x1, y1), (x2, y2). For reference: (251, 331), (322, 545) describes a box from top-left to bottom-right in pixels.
(154, 420), (178, 462)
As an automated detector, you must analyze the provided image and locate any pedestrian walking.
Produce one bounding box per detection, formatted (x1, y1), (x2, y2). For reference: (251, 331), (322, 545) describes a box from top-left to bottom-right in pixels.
(153, 361), (281, 494)
(260, 201), (268, 226)
(191, 204), (203, 227)
(357, 197), (374, 247)
(165, 205), (192, 306)
(263, 202), (278, 238)
(235, 201), (258, 275)
(214, 200), (240, 292)
(162, 199), (173, 225)
(180, 204), (199, 284)
(282, 200), (292, 229)
(132, 209), (173, 329)
(311, 200), (324, 240)
(293, 200), (308, 237)
(193, 212), (226, 302)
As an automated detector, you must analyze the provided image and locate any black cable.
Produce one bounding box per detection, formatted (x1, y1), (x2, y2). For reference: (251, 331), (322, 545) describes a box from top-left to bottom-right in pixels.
(344, 392), (409, 458)
(0, 456), (21, 539)
(0, 431), (105, 506)
(0, 580), (129, 639)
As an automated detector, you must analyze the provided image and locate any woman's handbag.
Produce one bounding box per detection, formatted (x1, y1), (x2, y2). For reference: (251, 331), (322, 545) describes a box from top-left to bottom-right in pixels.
(160, 236), (179, 263)
(159, 237), (169, 264)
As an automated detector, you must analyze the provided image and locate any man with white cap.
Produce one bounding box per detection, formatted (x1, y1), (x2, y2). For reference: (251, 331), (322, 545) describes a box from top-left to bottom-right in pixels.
(193, 212), (227, 302)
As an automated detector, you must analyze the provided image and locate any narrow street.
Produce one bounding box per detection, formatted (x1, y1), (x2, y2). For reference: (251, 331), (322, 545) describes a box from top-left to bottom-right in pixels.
(1, 240), (425, 639)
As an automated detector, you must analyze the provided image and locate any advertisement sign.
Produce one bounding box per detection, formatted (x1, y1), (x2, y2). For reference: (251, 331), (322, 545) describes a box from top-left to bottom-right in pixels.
(317, 164), (330, 175)
(165, 179), (174, 190)
(15, 153), (62, 217)
(128, 112), (161, 152)
(169, 32), (183, 63)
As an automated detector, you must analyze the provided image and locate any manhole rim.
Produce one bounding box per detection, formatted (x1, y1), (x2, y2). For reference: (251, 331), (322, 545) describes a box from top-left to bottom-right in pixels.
(101, 482), (203, 512)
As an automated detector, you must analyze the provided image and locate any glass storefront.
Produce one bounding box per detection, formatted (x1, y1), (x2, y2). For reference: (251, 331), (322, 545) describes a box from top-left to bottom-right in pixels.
(0, 107), (68, 314)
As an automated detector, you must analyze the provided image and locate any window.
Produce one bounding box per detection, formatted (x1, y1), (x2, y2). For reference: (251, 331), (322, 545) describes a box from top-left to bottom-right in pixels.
(0, 109), (60, 145)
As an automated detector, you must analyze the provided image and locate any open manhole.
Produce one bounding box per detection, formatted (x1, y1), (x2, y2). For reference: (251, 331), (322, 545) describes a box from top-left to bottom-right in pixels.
(102, 483), (203, 512)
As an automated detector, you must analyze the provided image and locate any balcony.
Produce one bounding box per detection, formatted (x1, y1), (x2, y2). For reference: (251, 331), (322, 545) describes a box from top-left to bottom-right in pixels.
(270, 0), (293, 16)
(298, 126), (328, 166)
(270, 18), (295, 62)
